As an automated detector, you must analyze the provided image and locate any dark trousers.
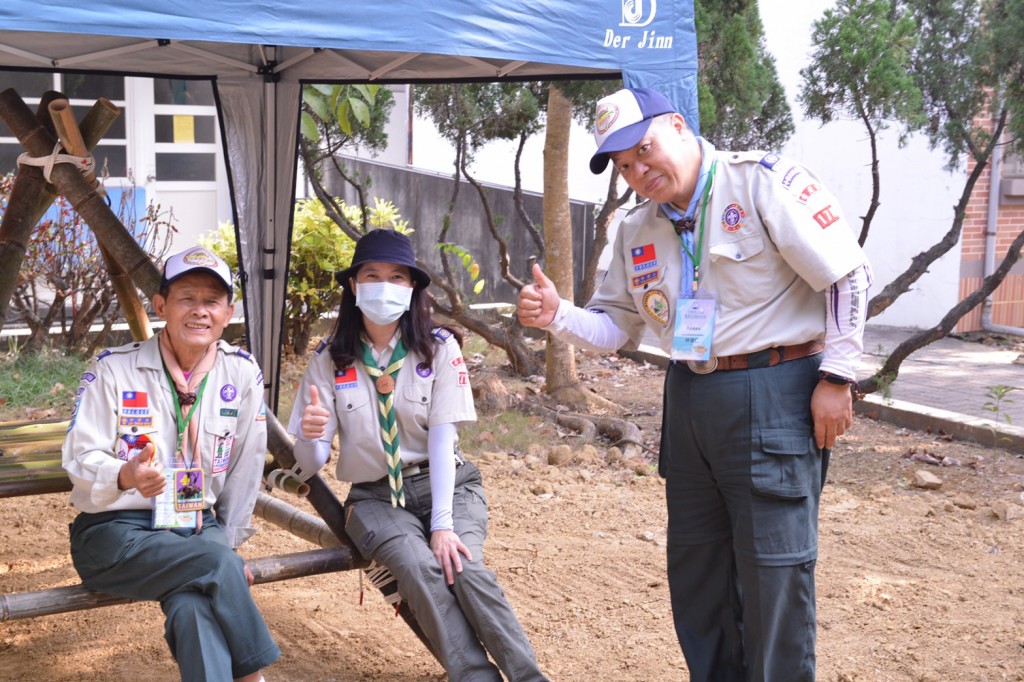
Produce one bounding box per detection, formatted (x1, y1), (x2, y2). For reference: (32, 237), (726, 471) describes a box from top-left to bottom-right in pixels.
(345, 461), (547, 682)
(660, 355), (825, 682)
(70, 509), (280, 681)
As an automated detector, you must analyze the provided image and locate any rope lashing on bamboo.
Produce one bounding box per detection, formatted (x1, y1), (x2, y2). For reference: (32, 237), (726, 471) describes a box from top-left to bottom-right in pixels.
(17, 142), (105, 196)
(264, 466), (311, 497)
(360, 560), (402, 613)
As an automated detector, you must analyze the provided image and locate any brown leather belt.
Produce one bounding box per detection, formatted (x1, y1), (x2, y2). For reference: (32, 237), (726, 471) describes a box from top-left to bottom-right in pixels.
(685, 339), (824, 374)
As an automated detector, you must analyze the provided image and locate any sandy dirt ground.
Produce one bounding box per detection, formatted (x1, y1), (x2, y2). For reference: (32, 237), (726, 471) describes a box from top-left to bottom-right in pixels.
(2, 346), (1023, 681)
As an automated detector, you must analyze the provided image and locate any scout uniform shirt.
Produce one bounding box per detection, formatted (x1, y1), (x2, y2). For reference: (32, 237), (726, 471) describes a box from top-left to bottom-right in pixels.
(291, 330), (476, 484)
(588, 142), (869, 357)
(62, 334), (268, 548)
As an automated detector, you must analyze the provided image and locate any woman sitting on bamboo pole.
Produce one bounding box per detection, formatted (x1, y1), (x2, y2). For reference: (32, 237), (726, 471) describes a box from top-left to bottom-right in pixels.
(290, 229), (547, 682)
(62, 246), (280, 682)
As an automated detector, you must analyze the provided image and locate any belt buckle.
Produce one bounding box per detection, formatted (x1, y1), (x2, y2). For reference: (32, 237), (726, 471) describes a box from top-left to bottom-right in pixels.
(401, 464), (422, 478)
(686, 356), (718, 374)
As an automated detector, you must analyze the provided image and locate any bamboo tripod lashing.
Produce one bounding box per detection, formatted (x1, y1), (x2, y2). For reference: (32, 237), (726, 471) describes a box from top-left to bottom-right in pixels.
(0, 89), (134, 336)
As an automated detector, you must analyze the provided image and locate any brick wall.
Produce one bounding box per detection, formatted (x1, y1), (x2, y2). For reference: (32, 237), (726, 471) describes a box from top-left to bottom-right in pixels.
(956, 112), (1024, 333)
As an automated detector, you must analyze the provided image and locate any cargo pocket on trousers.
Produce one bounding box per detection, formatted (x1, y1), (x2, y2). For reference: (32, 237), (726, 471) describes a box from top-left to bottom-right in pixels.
(750, 428), (817, 500)
(344, 500), (405, 562)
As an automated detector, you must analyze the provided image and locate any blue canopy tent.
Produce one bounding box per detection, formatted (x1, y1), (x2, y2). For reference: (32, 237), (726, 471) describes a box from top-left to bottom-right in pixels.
(0, 0), (697, 401)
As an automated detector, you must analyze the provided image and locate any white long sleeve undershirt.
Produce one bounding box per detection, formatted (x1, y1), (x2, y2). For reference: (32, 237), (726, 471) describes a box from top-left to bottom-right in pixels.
(543, 300), (629, 353)
(290, 423), (458, 532)
(819, 263), (872, 381)
(543, 263), (872, 381)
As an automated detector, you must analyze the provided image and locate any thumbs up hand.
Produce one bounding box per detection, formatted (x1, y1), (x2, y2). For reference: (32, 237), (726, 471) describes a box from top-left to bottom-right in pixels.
(516, 264), (561, 328)
(300, 384), (331, 440)
(117, 441), (166, 497)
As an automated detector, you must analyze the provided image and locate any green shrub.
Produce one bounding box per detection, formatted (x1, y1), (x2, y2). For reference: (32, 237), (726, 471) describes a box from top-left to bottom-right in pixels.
(201, 197), (410, 353)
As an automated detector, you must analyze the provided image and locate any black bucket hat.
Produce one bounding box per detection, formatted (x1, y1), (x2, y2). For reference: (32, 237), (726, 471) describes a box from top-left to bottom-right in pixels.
(335, 229), (431, 289)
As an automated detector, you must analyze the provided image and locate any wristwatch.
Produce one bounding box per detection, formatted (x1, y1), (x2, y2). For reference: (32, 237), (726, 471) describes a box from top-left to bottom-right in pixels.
(818, 371), (855, 386)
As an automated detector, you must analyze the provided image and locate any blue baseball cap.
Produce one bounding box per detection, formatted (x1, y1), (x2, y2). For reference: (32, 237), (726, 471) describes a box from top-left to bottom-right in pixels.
(589, 87), (677, 174)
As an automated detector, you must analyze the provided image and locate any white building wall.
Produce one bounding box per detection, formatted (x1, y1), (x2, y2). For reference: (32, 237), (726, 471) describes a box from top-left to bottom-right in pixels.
(760, 0), (964, 328)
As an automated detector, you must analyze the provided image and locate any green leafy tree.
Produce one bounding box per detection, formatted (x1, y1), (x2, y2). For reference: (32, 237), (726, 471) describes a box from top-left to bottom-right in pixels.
(799, 0), (924, 245)
(299, 84), (395, 239)
(695, 0), (794, 150)
(203, 197), (409, 354)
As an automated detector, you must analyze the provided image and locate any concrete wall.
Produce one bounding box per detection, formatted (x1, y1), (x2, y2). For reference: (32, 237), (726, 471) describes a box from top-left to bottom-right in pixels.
(324, 156), (596, 305)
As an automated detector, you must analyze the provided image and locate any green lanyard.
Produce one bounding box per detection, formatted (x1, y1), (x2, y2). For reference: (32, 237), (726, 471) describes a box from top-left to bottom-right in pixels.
(163, 366), (211, 468)
(678, 159), (717, 294)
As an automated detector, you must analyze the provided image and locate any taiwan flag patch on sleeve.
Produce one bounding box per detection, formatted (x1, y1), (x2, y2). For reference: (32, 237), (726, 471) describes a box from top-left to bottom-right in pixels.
(334, 367), (358, 390)
(121, 391), (148, 408)
(631, 244), (657, 272)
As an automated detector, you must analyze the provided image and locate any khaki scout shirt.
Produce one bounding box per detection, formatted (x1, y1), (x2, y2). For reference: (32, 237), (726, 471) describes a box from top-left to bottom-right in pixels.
(290, 330), (476, 484)
(62, 334), (268, 547)
(589, 145), (869, 357)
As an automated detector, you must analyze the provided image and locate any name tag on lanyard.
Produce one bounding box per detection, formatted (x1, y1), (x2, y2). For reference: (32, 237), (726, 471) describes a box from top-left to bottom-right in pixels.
(671, 295), (717, 362)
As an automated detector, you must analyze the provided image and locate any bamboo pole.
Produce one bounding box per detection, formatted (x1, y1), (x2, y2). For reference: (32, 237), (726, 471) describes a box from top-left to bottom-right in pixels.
(0, 417), (68, 432)
(0, 459), (62, 473)
(253, 492), (346, 550)
(0, 547), (361, 622)
(48, 98), (152, 342)
(0, 466), (65, 481)
(0, 475), (71, 497)
(0, 90), (63, 336)
(0, 89), (162, 299)
(0, 441), (63, 458)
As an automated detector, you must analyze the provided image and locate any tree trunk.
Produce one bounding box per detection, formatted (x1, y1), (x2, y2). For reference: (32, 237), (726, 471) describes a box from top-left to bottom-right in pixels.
(542, 86), (577, 393)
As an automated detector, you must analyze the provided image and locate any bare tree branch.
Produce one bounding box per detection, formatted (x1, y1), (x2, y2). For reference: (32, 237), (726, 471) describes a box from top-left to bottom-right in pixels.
(859, 227), (1024, 396)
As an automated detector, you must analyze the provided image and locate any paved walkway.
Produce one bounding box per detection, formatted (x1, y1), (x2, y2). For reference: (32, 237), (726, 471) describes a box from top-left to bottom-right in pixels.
(631, 324), (1024, 452)
(855, 325), (1024, 452)
(859, 326), (1024, 425)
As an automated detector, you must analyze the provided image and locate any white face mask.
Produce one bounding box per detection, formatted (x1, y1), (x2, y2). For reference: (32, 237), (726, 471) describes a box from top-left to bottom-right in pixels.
(355, 281), (414, 325)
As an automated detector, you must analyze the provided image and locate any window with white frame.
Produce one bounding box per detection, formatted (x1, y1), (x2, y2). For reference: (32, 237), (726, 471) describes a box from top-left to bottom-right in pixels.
(151, 78), (218, 183)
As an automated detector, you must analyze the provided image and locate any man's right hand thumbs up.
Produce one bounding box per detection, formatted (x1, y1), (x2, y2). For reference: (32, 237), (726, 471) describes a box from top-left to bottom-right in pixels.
(516, 263), (560, 328)
(301, 384), (330, 441)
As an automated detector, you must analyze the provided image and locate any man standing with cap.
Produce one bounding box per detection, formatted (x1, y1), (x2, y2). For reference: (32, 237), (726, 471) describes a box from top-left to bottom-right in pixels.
(516, 87), (872, 680)
(63, 245), (280, 681)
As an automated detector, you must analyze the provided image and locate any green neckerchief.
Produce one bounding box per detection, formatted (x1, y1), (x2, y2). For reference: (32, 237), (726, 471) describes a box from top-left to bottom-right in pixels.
(360, 338), (409, 508)
(162, 364), (211, 469)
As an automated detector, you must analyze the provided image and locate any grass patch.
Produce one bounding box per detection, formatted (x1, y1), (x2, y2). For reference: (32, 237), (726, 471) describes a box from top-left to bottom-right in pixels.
(0, 348), (87, 421)
(459, 409), (556, 456)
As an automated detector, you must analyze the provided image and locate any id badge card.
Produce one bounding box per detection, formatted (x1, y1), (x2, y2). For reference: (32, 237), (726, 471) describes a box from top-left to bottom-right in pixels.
(174, 468), (205, 512)
(671, 296), (717, 362)
(152, 469), (198, 529)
